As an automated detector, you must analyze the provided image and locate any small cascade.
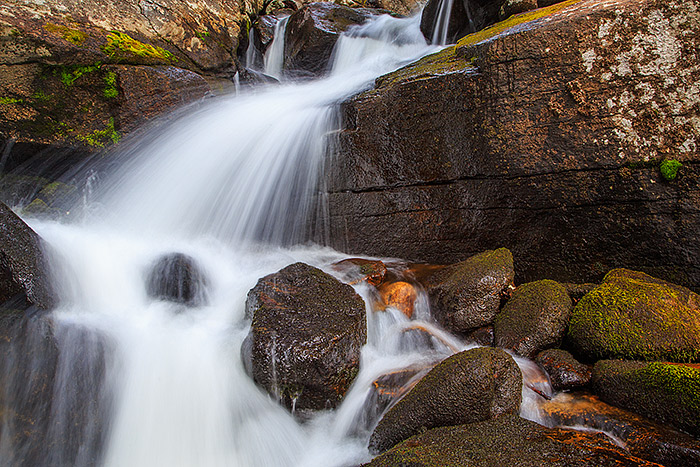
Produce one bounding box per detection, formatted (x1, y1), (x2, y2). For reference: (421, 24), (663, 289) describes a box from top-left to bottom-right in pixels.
(430, 0), (456, 45)
(245, 29), (261, 70)
(263, 16), (290, 79)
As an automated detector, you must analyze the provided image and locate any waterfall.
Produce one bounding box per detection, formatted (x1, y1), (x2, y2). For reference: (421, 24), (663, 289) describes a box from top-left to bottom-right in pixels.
(263, 16), (290, 79)
(0, 12), (449, 467)
(430, 0), (456, 45)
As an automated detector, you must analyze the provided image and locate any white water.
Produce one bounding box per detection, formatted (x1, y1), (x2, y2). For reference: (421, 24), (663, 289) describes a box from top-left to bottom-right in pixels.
(430, 0), (455, 45)
(2, 12), (461, 467)
(263, 16), (289, 79)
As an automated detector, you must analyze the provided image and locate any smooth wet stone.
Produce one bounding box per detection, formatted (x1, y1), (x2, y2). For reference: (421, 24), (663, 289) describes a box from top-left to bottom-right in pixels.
(146, 253), (208, 307)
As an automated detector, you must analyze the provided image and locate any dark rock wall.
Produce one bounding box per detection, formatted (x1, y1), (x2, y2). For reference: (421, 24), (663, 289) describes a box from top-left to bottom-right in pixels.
(327, 0), (700, 290)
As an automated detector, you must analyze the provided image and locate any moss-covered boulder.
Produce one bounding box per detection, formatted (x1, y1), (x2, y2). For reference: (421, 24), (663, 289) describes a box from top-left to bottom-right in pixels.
(540, 393), (700, 467)
(535, 348), (591, 391)
(243, 262), (366, 415)
(424, 248), (514, 333)
(592, 360), (700, 438)
(568, 269), (700, 362)
(0, 202), (55, 310)
(368, 347), (521, 453)
(494, 279), (572, 358)
(364, 415), (662, 467)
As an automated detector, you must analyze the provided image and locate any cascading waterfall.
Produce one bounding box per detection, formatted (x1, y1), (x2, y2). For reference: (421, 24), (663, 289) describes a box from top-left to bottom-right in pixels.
(263, 16), (289, 79)
(430, 0), (456, 45)
(0, 9), (554, 467)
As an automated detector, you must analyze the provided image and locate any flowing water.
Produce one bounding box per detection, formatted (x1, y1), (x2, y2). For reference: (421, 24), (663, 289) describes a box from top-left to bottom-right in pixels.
(1, 11), (552, 467)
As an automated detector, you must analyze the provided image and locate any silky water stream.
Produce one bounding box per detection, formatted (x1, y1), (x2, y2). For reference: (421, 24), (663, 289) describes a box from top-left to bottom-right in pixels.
(1, 12), (552, 467)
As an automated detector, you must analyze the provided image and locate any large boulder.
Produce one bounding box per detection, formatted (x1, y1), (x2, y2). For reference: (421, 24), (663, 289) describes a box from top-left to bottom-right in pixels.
(365, 415), (663, 467)
(592, 360), (700, 438)
(0, 0), (250, 169)
(328, 0), (700, 292)
(423, 248), (514, 333)
(494, 279), (572, 358)
(243, 262), (366, 414)
(283, 2), (379, 78)
(567, 269), (700, 362)
(541, 393), (700, 467)
(0, 202), (55, 310)
(368, 347), (521, 453)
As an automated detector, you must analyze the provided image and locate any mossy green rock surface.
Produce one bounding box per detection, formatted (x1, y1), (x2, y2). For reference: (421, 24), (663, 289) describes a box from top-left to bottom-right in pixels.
(425, 248), (514, 333)
(368, 347), (521, 453)
(494, 279), (572, 358)
(364, 415), (662, 467)
(568, 269), (700, 362)
(592, 360), (700, 438)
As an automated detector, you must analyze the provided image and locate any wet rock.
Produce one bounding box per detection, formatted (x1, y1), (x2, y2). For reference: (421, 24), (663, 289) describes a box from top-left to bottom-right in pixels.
(332, 257), (387, 286)
(494, 279), (572, 358)
(535, 348), (591, 392)
(563, 282), (598, 303)
(423, 248), (514, 333)
(568, 269), (700, 362)
(283, 3), (379, 78)
(0, 202), (55, 310)
(464, 325), (494, 346)
(541, 393), (700, 467)
(368, 347), (521, 453)
(328, 0), (700, 292)
(378, 281), (416, 317)
(592, 360), (700, 438)
(364, 415), (662, 467)
(244, 262), (366, 414)
(146, 253), (208, 307)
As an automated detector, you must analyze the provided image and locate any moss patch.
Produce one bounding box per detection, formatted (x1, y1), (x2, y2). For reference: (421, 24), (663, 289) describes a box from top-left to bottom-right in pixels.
(0, 97), (23, 105)
(44, 23), (87, 45)
(660, 159), (682, 181)
(374, 45), (474, 90)
(102, 31), (176, 64)
(70, 117), (120, 147)
(103, 70), (118, 98)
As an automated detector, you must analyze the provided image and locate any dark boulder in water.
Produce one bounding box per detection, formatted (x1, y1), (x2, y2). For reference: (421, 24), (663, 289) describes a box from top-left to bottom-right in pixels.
(368, 347), (521, 453)
(146, 253), (208, 307)
(243, 262), (366, 416)
(283, 3), (380, 78)
(535, 348), (591, 392)
(0, 201), (56, 311)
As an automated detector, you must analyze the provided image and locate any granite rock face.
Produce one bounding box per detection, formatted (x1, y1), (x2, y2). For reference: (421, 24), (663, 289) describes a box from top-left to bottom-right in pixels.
(328, 0), (700, 291)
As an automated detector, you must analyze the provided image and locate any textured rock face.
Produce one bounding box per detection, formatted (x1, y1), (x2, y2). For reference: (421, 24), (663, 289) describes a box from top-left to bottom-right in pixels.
(424, 248), (514, 333)
(535, 348), (591, 391)
(365, 415), (663, 467)
(328, 0), (700, 291)
(243, 262), (366, 414)
(494, 279), (572, 358)
(592, 360), (700, 438)
(567, 269), (700, 362)
(368, 347), (522, 453)
(0, 0), (254, 164)
(0, 202), (55, 310)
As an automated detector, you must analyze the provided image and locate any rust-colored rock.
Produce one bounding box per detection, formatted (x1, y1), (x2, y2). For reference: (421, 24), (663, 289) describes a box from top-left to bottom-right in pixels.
(328, 0), (700, 292)
(332, 257), (387, 286)
(379, 281), (416, 317)
(535, 348), (591, 391)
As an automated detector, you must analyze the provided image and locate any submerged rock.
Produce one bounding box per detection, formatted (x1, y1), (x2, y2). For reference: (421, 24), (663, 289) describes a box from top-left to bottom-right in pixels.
(365, 415), (664, 466)
(146, 253), (208, 307)
(541, 393), (700, 467)
(283, 3), (380, 78)
(567, 269), (700, 362)
(592, 360), (700, 438)
(0, 202), (55, 310)
(494, 279), (572, 358)
(423, 248), (514, 333)
(243, 262), (366, 415)
(535, 348), (591, 392)
(368, 347), (521, 453)
(332, 257), (387, 286)
(378, 281), (416, 318)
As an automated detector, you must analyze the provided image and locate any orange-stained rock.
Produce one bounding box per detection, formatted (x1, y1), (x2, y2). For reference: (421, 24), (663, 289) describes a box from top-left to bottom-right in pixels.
(332, 258), (387, 287)
(379, 281), (416, 318)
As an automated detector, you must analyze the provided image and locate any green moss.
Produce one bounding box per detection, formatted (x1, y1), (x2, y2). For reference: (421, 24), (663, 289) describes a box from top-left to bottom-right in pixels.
(568, 269), (700, 362)
(0, 97), (23, 105)
(102, 31), (176, 63)
(57, 64), (101, 86)
(70, 117), (120, 147)
(44, 23), (87, 45)
(31, 90), (52, 102)
(103, 71), (118, 98)
(195, 30), (210, 40)
(374, 45), (473, 90)
(456, 0), (581, 49)
(660, 159), (682, 181)
(638, 362), (700, 413)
